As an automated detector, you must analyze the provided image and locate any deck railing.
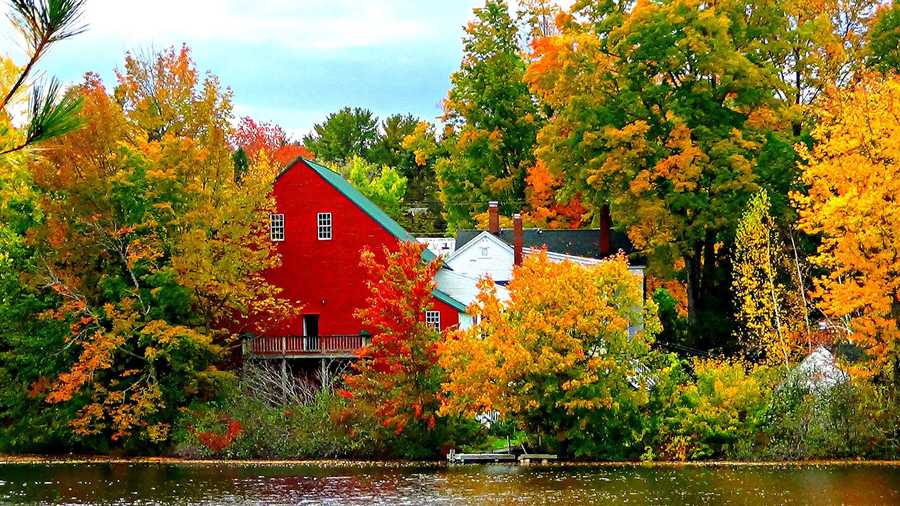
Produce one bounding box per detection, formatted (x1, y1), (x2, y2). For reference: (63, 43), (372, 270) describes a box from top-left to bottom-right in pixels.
(246, 334), (369, 357)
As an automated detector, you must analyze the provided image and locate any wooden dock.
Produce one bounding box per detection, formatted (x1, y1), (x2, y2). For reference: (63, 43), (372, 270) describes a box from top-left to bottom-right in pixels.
(447, 449), (517, 464)
(518, 454), (558, 464)
(447, 449), (557, 465)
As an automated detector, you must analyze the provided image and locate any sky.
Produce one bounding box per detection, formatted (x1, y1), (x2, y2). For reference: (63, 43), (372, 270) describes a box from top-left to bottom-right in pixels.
(0, 0), (508, 139)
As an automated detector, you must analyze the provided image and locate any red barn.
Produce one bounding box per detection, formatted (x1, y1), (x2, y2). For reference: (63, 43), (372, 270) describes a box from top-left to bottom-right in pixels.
(244, 158), (467, 359)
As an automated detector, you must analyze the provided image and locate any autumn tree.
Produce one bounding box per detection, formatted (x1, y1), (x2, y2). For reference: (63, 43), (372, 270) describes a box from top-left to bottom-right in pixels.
(6, 47), (296, 448)
(435, 0), (542, 230)
(440, 252), (661, 458)
(794, 72), (900, 384)
(340, 242), (470, 456)
(526, 0), (806, 348)
(523, 160), (587, 228)
(733, 190), (810, 366)
(231, 116), (313, 167)
(302, 106), (380, 164)
(0, 0), (91, 451)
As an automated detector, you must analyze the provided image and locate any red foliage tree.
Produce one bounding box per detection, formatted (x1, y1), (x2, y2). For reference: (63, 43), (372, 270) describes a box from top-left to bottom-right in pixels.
(340, 241), (443, 435)
(232, 116), (314, 167)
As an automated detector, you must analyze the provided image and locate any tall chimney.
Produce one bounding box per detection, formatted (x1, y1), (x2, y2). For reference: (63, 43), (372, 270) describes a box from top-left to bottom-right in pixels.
(488, 201), (500, 235)
(599, 204), (612, 257)
(513, 213), (523, 266)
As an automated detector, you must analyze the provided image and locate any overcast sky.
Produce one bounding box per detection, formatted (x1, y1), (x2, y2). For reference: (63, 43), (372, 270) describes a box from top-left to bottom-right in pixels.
(1, 0), (512, 138)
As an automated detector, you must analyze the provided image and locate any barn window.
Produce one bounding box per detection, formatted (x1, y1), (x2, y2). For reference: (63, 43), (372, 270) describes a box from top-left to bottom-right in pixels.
(317, 212), (332, 240)
(425, 310), (441, 331)
(269, 213), (284, 241)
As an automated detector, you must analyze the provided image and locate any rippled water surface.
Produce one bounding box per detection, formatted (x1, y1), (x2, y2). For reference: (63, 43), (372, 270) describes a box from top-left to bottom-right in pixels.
(1, 461), (899, 505)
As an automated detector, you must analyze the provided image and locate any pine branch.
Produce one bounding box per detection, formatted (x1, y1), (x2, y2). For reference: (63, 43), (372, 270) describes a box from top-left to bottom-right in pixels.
(1, 0), (88, 110)
(0, 77), (83, 155)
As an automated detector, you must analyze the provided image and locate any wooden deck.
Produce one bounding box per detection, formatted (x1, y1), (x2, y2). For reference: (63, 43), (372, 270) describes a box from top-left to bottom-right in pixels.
(244, 335), (369, 359)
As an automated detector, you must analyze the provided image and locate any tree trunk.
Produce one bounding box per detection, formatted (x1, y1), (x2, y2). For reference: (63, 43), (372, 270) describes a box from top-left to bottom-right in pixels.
(701, 230), (717, 303)
(685, 241), (703, 326)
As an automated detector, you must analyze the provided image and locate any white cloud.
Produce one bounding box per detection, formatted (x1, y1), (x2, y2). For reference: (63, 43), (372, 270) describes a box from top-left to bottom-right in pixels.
(2, 0), (444, 51)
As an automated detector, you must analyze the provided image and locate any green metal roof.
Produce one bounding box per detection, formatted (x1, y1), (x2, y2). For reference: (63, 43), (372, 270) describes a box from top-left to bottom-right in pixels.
(303, 158), (425, 247)
(434, 288), (468, 312)
(280, 158), (467, 310)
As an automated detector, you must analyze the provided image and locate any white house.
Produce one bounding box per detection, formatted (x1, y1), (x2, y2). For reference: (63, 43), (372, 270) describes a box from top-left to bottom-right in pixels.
(447, 202), (646, 293)
(437, 202), (647, 335)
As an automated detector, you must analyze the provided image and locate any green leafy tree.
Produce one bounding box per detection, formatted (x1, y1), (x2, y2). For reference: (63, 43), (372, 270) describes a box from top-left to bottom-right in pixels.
(866, 1), (900, 73)
(436, 0), (542, 230)
(340, 155), (407, 221)
(369, 114), (445, 233)
(368, 113), (419, 169)
(302, 106), (380, 164)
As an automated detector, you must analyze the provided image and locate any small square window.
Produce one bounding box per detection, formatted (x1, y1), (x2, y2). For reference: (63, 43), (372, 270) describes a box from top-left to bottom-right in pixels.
(425, 310), (441, 331)
(270, 213), (284, 241)
(317, 212), (332, 240)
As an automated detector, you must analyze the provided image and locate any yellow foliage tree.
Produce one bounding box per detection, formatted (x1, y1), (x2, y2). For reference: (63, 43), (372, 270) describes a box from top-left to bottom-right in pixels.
(733, 190), (809, 366)
(439, 252), (661, 457)
(794, 72), (900, 381)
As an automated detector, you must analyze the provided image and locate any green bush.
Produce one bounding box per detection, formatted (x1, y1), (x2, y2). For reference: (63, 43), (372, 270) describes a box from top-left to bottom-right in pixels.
(648, 356), (900, 462)
(171, 389), (377, 459)
(762, 378), (900, 460)
(655, 359), (777, 460)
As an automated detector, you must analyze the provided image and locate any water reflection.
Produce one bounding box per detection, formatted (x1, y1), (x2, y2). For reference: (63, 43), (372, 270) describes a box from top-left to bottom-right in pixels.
(0, 462), (898, 505)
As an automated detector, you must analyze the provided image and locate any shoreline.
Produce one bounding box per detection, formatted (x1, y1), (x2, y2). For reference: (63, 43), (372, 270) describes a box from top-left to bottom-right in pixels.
(1, 456), (900, 467)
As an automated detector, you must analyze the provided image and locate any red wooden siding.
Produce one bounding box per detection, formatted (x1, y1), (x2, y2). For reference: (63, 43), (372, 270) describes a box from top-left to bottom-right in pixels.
(260, 158), (460, 337)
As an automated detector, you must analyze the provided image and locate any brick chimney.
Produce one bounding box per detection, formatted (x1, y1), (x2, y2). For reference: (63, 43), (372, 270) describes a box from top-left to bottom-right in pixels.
(513, 213), (523, 266)
(488, 201), (500, 235)
(599, 204), (612, 257)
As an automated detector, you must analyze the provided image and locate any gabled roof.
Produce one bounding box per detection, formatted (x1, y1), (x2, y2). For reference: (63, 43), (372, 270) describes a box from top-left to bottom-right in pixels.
(279, 157), (435, 262)
(278, 158), (465, 309)
(455, 228), (640, 263)
(444, 230), (513, 267)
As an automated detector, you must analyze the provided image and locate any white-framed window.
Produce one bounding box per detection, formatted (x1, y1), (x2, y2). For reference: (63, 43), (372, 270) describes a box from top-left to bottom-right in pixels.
(269, 213), (285, 241)
(480, 246), (489, 257)
(425, 310), (441, 331)
(317, 212), (332, 240)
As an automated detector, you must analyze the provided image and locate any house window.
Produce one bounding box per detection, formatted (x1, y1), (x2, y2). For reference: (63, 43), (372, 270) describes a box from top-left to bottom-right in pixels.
(269, 213), (284, 241)
(317, 212), (332, 240)
(425, 310), (441, 331)
(480, 246), (489, 257)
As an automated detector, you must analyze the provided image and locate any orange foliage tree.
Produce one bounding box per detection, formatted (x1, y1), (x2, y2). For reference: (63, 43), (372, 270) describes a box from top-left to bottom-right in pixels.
(439, 252), (661, 457)
(794, 72), (900, 382)
(24, 46), (295, 445)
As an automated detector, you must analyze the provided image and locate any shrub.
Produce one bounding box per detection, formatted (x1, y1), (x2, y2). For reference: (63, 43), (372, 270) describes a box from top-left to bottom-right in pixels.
(762, 377), (900, 460)
(172, 389), (374, 459)
(657, 359), (776, 460)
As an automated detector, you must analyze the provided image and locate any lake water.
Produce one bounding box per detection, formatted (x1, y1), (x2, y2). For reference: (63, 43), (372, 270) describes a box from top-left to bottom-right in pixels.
(1, 461), (899, 505)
